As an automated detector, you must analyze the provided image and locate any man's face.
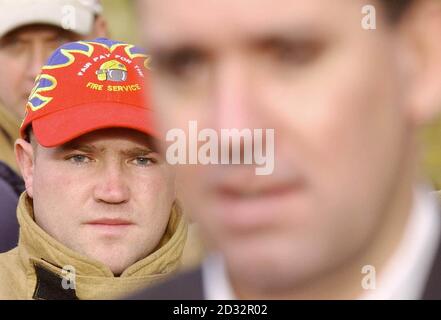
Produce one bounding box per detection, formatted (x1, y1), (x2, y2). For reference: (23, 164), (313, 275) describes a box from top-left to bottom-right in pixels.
(140, 0), (420, 291)
(0, 25), (82, 120)
(29, 128), (176, 275)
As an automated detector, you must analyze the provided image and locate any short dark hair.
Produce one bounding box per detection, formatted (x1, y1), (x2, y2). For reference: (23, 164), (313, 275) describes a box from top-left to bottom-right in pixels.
(24, 125), (32, 143)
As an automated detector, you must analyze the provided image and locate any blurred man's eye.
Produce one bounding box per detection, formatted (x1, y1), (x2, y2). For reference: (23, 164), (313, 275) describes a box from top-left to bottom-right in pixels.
(154, 48), (208, 80)
(50, 35), (74, 50)
(47, 40), (64, 52)
(260, 38), (325, 67)
(0, 39), (26, 55)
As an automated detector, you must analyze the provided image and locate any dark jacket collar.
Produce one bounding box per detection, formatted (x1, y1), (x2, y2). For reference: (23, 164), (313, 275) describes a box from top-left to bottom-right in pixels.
(422, 238), (441, 299)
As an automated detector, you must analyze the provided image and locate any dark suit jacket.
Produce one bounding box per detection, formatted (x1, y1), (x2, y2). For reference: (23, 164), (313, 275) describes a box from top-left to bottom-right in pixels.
(0, 161), (24, 253)
(127, 267), (205, 300)
(127, 237), (441, 300)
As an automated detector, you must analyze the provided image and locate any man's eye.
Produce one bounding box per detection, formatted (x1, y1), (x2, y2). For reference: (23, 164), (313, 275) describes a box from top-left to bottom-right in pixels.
(131, 156), (156, 166)
(157, 49), (207, 79)
(281, 45), (322, 64)
(263, 40), (325, 66)
(0, 41), (25, 54)
(50, 36), (73, 50)
(67, 155), (92, 164)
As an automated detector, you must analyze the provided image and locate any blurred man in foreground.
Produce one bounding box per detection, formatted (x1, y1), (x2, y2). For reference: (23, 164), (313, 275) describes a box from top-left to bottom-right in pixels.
(0, 38), (187, 299)
(132, 0), (441, 299)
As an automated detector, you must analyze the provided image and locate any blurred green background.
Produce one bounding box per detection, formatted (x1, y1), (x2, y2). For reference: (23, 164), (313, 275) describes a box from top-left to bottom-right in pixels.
(101, 0), (441, 189)
(421, 117), (441, 189)
(101, 0), (138, 44)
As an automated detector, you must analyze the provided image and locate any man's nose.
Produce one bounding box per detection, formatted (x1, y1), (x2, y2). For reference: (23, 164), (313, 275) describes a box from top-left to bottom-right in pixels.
(211, 57), (255, 131)
(93, 164), (130, 205)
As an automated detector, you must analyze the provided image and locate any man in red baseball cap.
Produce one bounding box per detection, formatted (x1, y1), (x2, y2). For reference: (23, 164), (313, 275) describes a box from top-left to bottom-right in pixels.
(0, 38), (188, 300)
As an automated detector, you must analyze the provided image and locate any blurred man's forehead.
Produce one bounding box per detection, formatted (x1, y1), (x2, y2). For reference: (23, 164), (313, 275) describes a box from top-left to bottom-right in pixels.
(141, 0), (377, 47)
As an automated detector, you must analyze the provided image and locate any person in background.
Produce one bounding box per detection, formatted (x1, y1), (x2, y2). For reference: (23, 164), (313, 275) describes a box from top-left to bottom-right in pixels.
(0, 0), (107, 253)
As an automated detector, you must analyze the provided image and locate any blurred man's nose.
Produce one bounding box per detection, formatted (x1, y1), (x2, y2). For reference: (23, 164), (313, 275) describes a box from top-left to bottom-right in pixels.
(93, 163), (130, 205)
(211, 57), (254, 131)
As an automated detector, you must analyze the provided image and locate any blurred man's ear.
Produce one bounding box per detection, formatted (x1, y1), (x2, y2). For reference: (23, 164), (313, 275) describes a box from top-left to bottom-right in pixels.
(91, 15), (108, 38)
(400, 0), (441, 125)
(15, 139), (35, 198)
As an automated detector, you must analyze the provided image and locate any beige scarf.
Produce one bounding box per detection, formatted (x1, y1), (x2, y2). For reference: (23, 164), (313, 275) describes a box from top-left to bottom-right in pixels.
(12, 193), (187, 299)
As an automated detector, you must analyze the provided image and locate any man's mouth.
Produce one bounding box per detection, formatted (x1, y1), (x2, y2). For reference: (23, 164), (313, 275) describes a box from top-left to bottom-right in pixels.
(211, 179), (307, 231)
(216, 181), (302, 199)
(86, 218), (134, 226)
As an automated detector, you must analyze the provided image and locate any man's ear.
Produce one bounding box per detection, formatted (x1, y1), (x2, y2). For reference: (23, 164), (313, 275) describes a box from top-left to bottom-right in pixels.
(91, 15), (109, 38)
(15, 139), (35, 198)
(400, 0), (441, 125)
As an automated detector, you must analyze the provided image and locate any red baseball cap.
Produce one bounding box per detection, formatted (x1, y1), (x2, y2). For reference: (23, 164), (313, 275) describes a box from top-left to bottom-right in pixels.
(21, 38), (155, 147)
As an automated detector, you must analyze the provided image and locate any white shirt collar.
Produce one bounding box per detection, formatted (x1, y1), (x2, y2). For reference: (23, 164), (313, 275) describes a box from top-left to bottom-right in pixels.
(202, 188), (441, 300)
(360, 188), (441, 299)
(202, 253), (236, 300)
